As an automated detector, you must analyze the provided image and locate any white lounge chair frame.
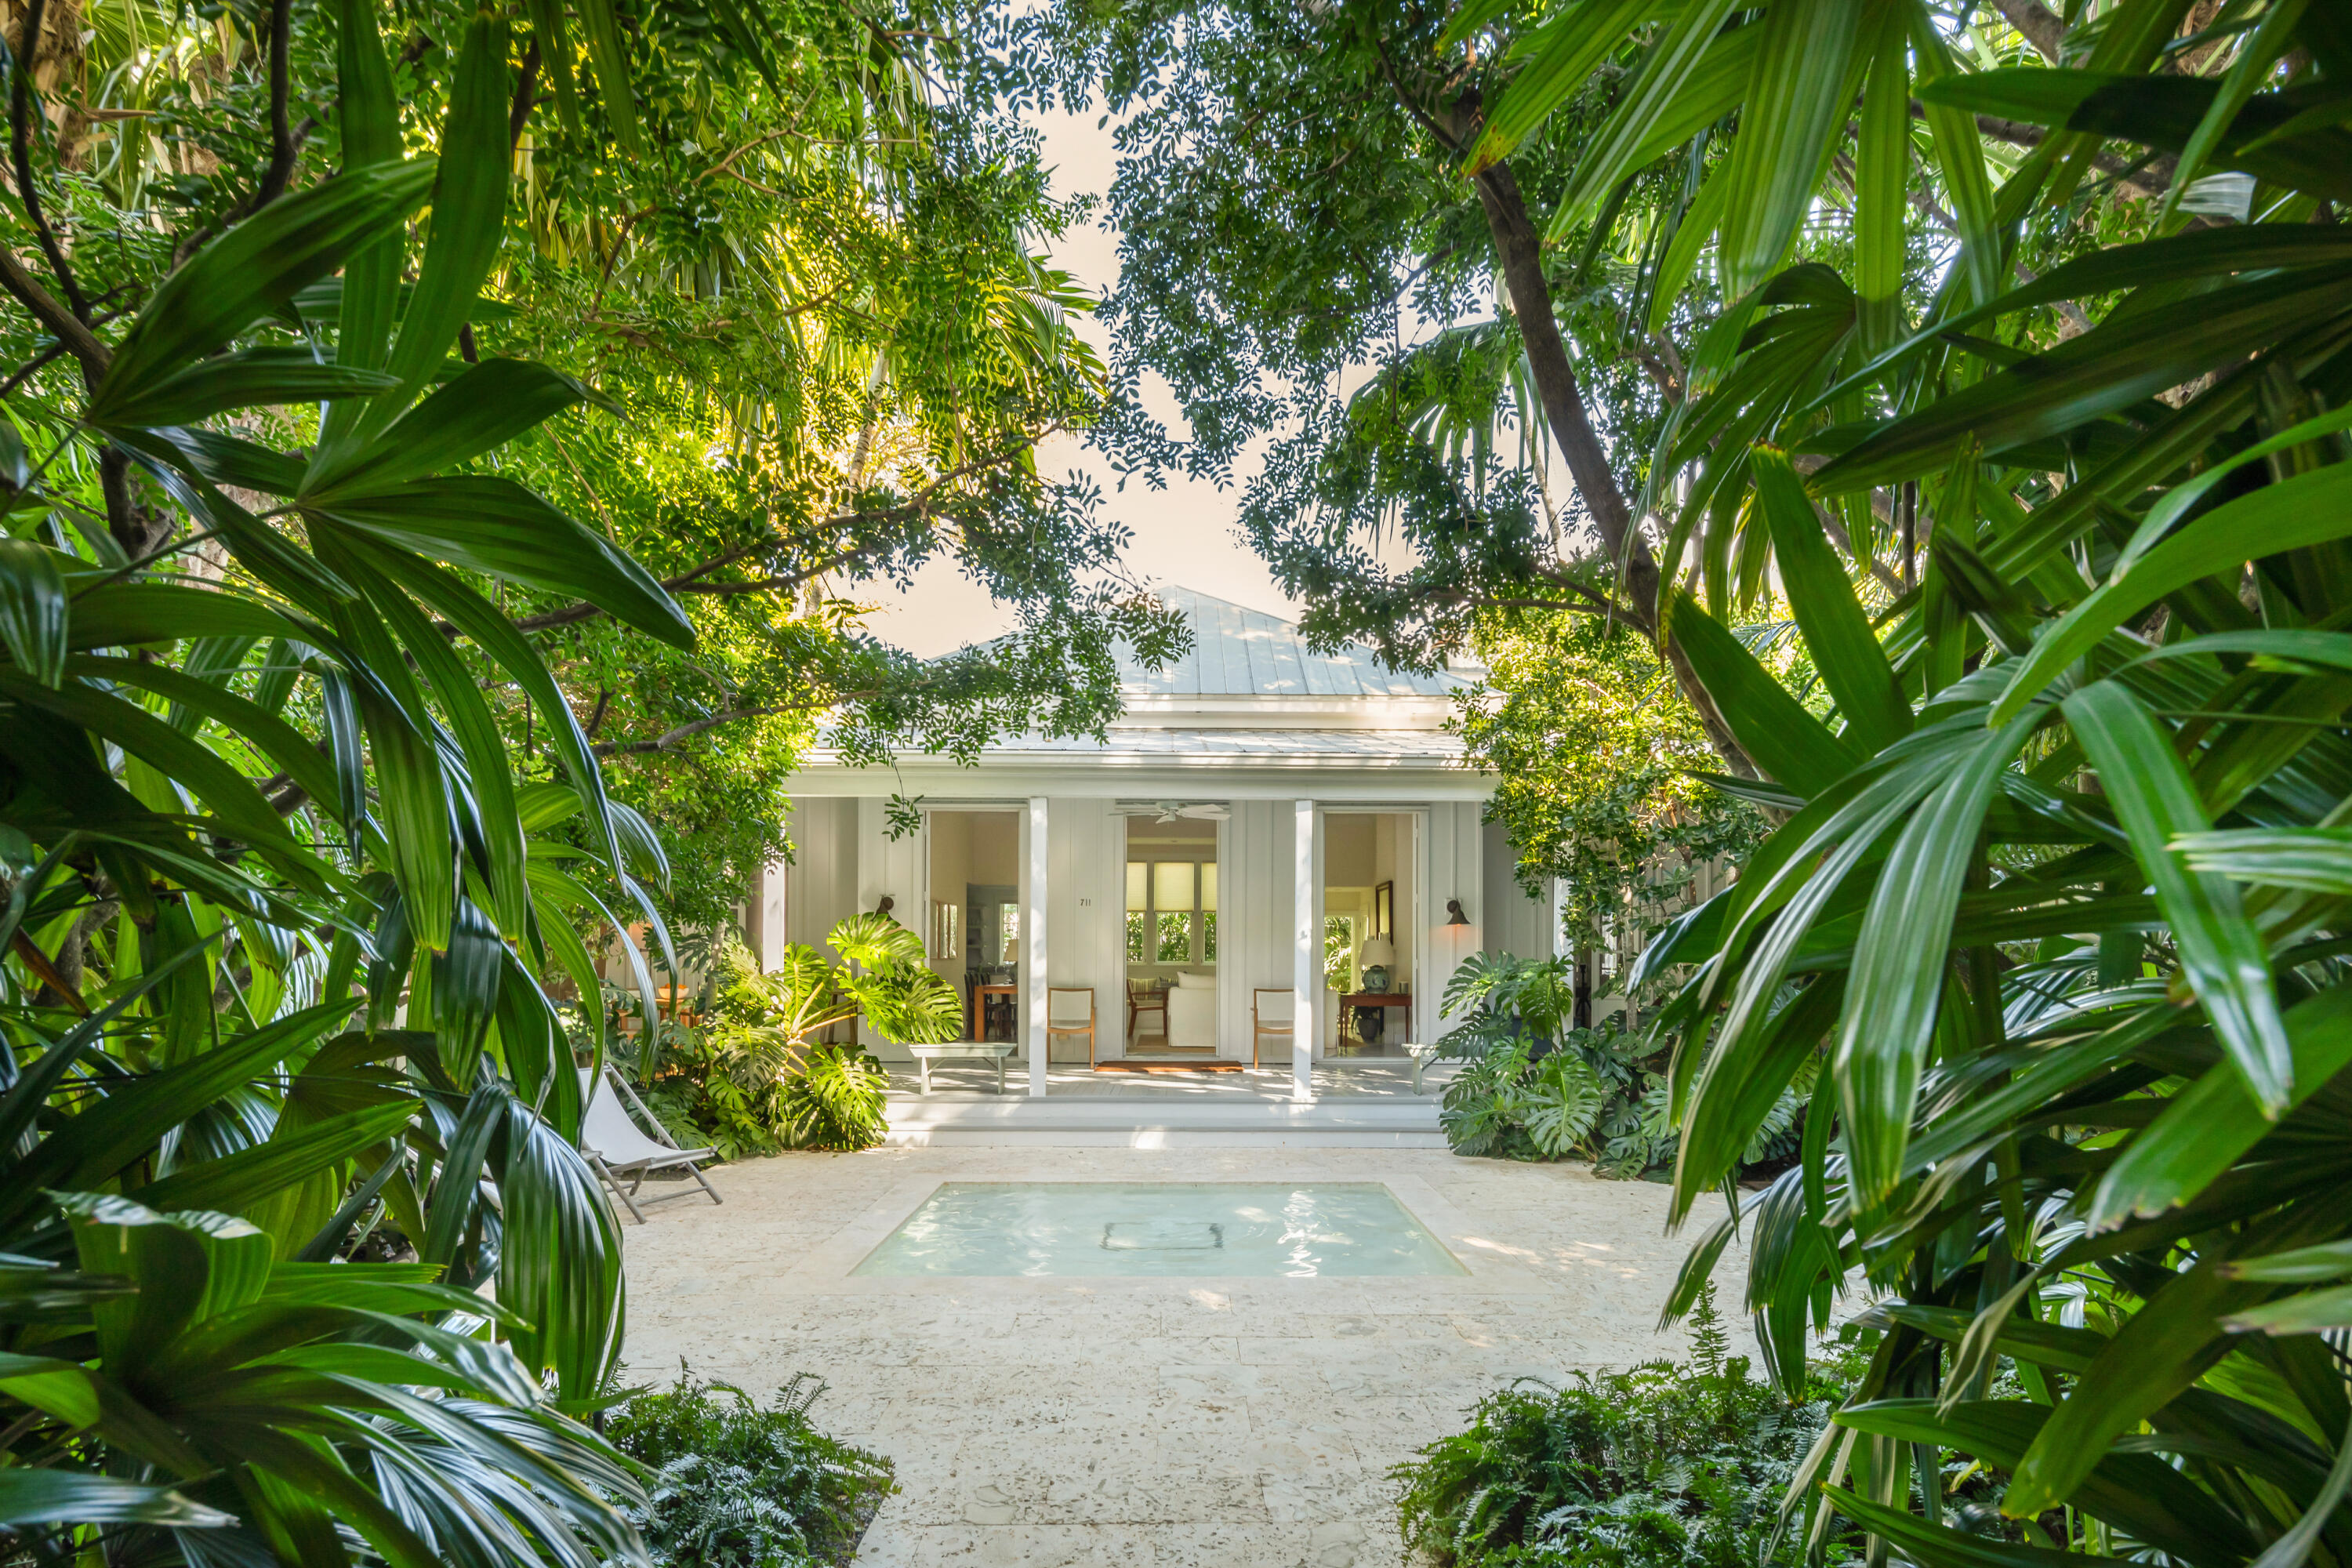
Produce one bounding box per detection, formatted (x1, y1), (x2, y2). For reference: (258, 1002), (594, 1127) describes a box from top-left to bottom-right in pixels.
(579, 1064), (722, 1224)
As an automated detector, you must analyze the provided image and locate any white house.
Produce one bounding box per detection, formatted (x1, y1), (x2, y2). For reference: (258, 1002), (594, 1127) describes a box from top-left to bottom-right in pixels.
(745, 588), (1558, 1102)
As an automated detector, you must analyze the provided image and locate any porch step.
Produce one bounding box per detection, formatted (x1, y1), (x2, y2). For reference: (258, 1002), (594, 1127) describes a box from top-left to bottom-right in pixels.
(881, 1094), (1447, 1149)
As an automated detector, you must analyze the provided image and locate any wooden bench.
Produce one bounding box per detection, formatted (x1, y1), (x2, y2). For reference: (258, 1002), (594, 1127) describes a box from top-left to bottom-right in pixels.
(906, 1040), (1018, 1094)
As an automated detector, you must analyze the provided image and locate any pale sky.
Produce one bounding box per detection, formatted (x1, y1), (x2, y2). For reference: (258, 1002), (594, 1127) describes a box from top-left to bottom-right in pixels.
(851, 107), (1305, 659)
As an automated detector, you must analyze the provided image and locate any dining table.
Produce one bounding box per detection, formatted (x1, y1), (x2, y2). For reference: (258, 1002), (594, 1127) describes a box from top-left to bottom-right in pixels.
(971, 982), (1018, 1042)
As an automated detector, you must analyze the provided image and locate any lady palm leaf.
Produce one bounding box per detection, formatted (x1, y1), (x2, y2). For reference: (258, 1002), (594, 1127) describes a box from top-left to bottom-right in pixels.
(1579, 2), (2352, 1555)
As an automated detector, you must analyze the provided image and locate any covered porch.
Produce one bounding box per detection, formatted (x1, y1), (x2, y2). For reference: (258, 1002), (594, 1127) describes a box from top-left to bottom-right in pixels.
(747, 588), (1556, 1112)
(757, 789), (1550, 1103)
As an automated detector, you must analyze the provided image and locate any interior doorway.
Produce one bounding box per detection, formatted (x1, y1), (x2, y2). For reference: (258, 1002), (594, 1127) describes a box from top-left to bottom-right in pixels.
(1323, 812), (1415, 1057)
(1122, 815), (1218, 1057)
(925, 809), (1021, 1042)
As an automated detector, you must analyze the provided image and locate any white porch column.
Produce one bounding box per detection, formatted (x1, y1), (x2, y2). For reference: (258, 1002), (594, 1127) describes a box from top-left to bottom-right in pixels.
(1292, 798), (1316, 1103)
(1026, 795), (1049, 1098)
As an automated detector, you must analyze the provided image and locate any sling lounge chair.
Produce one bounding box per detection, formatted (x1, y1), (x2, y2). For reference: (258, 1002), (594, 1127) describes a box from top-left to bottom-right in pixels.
(579, 1065), (722, 1224)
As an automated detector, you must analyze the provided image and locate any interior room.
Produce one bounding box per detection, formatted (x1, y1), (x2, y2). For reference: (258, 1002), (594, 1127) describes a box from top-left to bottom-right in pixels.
(924, 809), (1022, 1044)
(1323, 811), (1415, 1056)
(1121, 815), (1218, 1054)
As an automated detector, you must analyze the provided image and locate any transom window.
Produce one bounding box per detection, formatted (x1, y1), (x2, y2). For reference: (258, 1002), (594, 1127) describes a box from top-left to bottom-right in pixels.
(1127, 859), (1217, 965)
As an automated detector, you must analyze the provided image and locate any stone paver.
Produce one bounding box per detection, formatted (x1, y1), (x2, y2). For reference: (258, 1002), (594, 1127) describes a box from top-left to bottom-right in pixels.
(619, 1146), (1754, 1567)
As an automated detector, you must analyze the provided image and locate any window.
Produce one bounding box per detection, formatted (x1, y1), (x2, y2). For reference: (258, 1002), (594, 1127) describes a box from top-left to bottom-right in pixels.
(1156, 911), (1193, 963)
(1000, 905), (1020, 962)
(1324, 914), (1355, 992)
(1126, 857), (1214, 966)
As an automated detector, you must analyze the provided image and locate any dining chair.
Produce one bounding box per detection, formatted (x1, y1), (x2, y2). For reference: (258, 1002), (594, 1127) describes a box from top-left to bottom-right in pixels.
(1251, 989), (1295, 1069)
(1047, 987), (1098, 1067)
(1127, 976), (1167, 1047)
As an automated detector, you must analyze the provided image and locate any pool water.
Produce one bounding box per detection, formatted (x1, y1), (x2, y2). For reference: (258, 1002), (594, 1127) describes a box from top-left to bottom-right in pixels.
(851, 1182), (1466, 1279)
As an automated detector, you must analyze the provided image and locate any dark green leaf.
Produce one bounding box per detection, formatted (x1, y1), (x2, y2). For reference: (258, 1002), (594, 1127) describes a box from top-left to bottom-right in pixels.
(89, 349), (397, 430)
(0, 1469), (234, 1528)
(2063, 682), (2290, 1111)
(315, 477), (694, 649)
(1995, 463), (2352, 724)
(0, 538), (69, 686)
(91, 161), (435, 415)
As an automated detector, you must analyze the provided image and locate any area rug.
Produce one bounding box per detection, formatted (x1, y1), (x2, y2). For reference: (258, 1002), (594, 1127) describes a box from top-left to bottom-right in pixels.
(1095, 1058), (1245, 1073)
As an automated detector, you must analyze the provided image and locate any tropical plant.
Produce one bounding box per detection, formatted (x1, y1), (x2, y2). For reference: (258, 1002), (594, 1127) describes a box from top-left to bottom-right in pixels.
(715, 916), (961, 1058)
(625, 1016), (786, 1163)
(0, 0), (735, 1552)
(1537, 5), (2352, 1563)
(773, 1047), (892, 1156)
(1392, 1290), (1871, 1567)
(652, 916), (953, 1155)
(1443, 1044), (1614, 1161)
(1438, 953), (1695, 1167)
(1439, 953), (1813, 1174)
(604, 1367), (896, 1568)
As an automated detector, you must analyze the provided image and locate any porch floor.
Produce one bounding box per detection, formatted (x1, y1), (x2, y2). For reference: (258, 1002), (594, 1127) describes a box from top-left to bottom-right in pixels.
(883, 1058), (1459, 1100)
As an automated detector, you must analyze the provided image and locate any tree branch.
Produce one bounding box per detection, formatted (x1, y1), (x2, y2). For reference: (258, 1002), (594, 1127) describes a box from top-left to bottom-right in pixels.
(1368, 39), (1756, 777)
(1929, 106), (2174, 199)
(590, 691), (891, 757)
(1987, 0), (2066, 64)
(0, 249), (107, 380)
(252, 0), (298, 211)
(509, 36), (539, 153)
(7, 0), (89, 323)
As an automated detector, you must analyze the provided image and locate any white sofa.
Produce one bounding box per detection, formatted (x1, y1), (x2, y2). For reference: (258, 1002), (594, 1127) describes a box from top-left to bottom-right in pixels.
(1165, 971), (1218, 1052)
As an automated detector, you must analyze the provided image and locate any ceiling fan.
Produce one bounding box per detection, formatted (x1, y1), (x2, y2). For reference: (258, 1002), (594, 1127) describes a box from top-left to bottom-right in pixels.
(1116, 801), (1232, 824)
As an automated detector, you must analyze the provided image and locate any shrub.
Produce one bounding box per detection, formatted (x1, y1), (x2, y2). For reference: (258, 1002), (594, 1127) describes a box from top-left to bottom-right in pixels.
(620, 915), (951, 1156)
(777, 1045), (893, 1152)
(607, 1368), (897, 1568)
(1436, 954), (1809, 1181)
(1392, 1294), (1861, 1568)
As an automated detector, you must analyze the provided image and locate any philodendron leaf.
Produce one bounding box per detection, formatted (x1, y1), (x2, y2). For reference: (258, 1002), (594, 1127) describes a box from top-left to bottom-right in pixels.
(0, 539), (68, 687)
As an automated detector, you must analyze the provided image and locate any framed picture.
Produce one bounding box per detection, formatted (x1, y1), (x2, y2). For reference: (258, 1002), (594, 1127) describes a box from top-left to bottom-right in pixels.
(1373, 880), (1394, 941)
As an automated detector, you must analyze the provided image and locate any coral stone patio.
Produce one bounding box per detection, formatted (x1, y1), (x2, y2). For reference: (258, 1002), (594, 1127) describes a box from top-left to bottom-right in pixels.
(620, 1146), (1755, 1568)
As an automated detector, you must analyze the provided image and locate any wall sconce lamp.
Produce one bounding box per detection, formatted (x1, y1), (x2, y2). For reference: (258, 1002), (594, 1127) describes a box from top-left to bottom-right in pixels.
(1445, 898), (1471, 927)
(875, 895), (895, 916)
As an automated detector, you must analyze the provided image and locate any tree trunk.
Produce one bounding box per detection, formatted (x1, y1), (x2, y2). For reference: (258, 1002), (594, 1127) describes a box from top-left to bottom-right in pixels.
(1467, 158), (1760, 779)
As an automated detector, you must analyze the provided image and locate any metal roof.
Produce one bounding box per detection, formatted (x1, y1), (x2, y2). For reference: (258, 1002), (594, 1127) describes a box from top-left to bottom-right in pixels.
(1119, 587), (1466, 700)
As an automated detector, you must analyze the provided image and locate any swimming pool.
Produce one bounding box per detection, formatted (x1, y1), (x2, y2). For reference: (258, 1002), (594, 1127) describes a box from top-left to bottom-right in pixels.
(851, 1181), (1467, 1279)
